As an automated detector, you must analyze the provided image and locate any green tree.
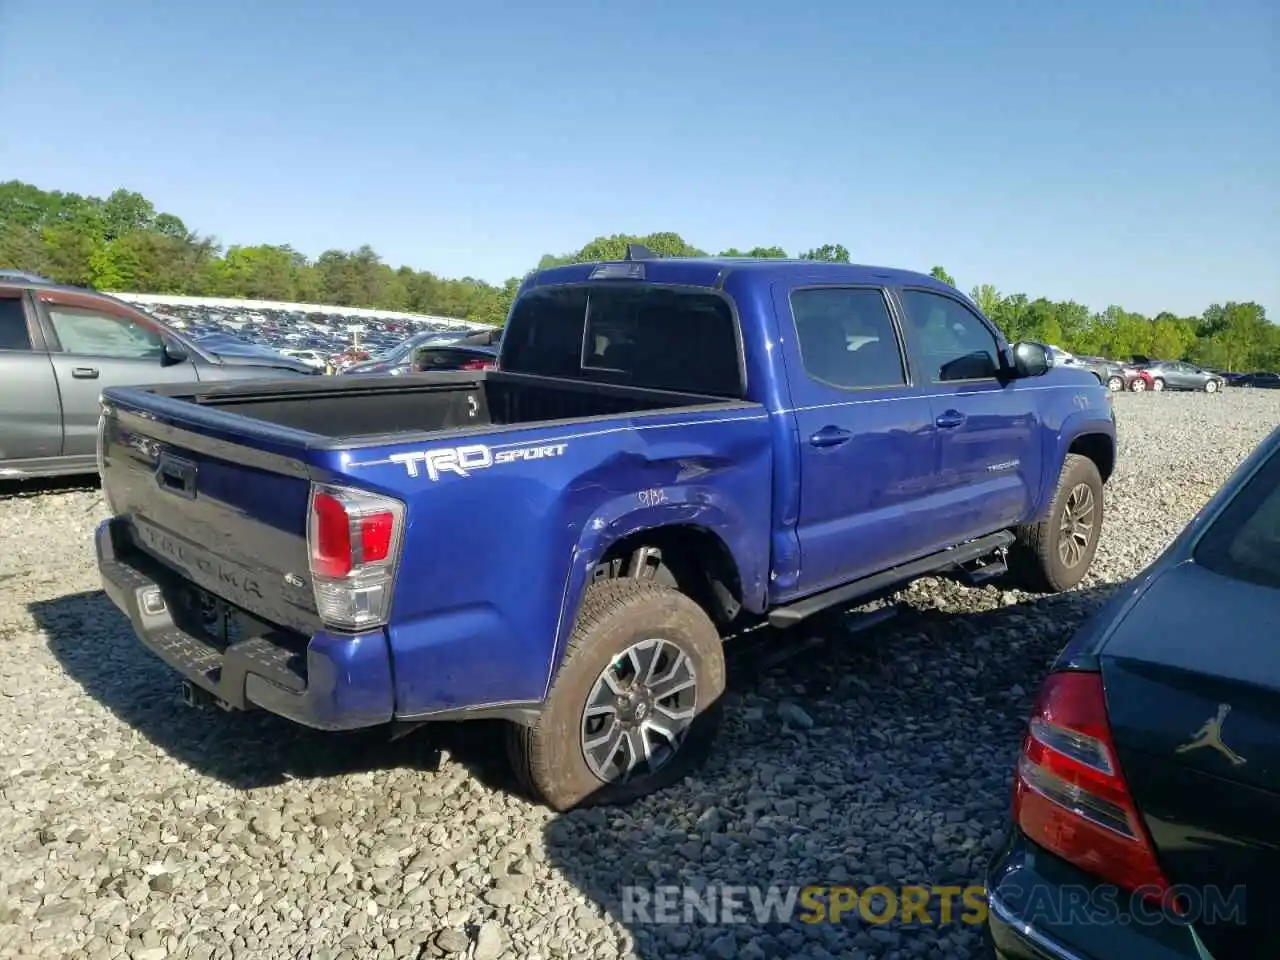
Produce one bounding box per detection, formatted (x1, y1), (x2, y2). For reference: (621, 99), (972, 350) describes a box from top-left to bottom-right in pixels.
(1, 179), (1277, 357)
(929, 265), (956, 287)
(799, 243), (850, 263)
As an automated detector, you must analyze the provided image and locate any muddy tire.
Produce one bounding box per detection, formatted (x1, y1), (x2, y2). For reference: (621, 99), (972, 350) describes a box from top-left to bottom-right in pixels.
(1008, 454), (1104, 593)
(506, 578), (725, 811)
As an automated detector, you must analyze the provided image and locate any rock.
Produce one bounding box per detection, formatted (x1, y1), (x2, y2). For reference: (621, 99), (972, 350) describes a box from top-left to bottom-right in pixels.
(433, 929), (470, 955)
(777, 703), (815, 729)
(474, 921), (505, 960)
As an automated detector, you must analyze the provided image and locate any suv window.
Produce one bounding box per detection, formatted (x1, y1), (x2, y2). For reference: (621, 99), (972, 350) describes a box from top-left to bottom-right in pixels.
(899, 290), (1001, 382)
(1193, 442), (1280, 589)
(46, 306), (165, 360)
(791, 287), (905, 389)
(502, 284), (742, 396)
(0, 294), (32, 351)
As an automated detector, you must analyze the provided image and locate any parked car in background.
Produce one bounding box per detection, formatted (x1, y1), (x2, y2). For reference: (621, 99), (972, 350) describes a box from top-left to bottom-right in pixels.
(1132, 360), (1225, 393)
(280, 348), (328, 369)
(341, 328), (483, 375)
(1236, 371), (1280, 389)
(1126, 367), (1157, 392)
(409, 343), (497, 372)
(987, 424), (1279, 960)
(0, 276), (316, 480)
(1068, 356), (1132, 392)
(330, 348), (371, 370)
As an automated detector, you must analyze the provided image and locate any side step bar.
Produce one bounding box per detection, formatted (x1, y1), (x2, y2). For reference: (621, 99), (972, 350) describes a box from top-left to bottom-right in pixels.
(767, 530), (1015, 628)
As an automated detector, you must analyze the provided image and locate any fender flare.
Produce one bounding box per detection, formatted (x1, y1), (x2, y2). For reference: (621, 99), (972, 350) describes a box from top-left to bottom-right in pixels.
(539, 490), (761, 699)
(1038, 413), (1116, 513)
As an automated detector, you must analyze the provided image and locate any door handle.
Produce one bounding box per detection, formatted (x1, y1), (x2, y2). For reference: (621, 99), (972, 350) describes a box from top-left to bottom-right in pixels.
(156, 453), (197, 500)
(809, 425), (853, 448)
(935, 410), (966, 429)
(72, 367), (100, 380)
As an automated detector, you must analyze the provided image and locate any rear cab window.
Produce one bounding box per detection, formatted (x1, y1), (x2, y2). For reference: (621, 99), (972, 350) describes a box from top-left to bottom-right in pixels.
(501, 283), (744, 397)
(1194, 442), (1280, 589)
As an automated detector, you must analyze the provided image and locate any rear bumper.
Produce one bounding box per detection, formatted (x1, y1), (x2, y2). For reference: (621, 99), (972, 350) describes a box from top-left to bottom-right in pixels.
(986, 830), (1202, 960)
(96, 517), (395, 731)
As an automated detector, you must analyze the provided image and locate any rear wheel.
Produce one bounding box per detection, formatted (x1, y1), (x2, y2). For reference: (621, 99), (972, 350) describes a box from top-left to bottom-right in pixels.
(1008, 454), (1104, 593)
(506, 578), (725, 811)
(1130, 378), (1146, 392)
(1151, 378), (1165, 392)
(1106, 376), (1124, 392)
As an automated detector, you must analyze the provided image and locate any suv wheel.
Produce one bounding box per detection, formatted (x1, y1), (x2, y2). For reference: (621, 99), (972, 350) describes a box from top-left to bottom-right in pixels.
(1106, 376), (1124, 392)
(1008, 454), (1104, 593)
(507, 578), (725, 811)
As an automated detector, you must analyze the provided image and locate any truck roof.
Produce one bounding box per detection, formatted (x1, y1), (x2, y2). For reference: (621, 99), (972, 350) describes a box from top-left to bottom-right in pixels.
(525, 256), (958, 297)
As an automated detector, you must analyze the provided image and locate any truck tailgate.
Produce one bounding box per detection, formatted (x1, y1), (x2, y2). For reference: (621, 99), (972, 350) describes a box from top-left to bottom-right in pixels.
(99, 392), (321, 636)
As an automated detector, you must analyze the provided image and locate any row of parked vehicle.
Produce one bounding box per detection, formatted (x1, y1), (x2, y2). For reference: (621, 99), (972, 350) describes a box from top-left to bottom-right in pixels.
(1054, 348), (1280, 393)
(140, 301), (479, 374)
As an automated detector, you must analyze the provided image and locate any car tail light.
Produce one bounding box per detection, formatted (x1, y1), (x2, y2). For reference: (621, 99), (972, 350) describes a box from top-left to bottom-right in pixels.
(1013, 671), (1174, 904)
(459, 358), (495, 371)
(306, 483), (405, 631)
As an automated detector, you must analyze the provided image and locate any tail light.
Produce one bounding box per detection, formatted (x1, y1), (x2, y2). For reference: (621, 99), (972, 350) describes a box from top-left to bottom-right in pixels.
(459, 358), (495, 371)
(1013, 671), (1173, 903)
(306, 483), (405, 631)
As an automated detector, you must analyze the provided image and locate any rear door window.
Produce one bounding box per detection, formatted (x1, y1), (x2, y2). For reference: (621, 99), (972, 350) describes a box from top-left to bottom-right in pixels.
(502, 284), (743, 396)
(790, 287), (906, 389)
(0, 294), (33, 351)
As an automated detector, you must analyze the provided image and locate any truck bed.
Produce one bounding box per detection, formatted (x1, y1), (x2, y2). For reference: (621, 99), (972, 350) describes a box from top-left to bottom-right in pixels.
(134, 369), (736, 441)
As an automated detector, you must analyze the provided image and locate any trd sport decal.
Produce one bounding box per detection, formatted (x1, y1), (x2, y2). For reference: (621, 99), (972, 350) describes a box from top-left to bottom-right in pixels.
(389, 442), (568, 481)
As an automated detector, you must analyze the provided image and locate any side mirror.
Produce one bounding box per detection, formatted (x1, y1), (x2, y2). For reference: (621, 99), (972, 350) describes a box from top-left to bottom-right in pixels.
(1008, 341), (1050, 379)
(161, 341), (189, 366)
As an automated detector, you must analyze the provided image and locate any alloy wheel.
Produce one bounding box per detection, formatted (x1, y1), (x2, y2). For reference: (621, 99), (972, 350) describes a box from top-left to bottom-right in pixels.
(581, 638), (699, 784)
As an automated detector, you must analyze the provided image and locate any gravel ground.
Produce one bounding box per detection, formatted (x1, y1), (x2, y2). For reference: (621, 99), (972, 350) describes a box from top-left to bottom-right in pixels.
(2, 389), (1277, 960)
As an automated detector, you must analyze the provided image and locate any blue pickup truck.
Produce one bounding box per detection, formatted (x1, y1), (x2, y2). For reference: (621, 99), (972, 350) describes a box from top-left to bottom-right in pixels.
(94, 251), (1116, 810)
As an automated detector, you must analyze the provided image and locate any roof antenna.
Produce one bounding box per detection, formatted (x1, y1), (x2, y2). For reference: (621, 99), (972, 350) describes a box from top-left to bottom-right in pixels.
(624, 243), (656, 261)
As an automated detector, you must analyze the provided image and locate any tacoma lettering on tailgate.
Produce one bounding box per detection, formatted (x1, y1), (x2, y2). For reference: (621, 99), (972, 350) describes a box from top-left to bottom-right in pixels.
(136, 521), (265, 600)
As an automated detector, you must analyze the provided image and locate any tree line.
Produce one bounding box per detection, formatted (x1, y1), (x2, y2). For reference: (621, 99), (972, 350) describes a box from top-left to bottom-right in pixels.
(1, 180), (1275, 371)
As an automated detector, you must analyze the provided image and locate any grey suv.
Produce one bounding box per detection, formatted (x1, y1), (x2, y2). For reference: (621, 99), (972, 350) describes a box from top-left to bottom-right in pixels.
(1, 277), (315, 480)
(1133, 360), (1225, 393)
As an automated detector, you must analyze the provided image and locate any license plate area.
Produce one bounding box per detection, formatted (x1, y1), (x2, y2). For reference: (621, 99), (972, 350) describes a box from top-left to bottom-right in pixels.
(188, 588), (248, 647)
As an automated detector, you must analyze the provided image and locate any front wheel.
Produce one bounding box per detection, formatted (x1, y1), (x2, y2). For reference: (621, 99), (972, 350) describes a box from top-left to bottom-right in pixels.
(506, 578), (725, 811)
(1008, 454), (1104, 593)
(1107, 376), (1124, 392)
(1204, 379), (1219, 393)
(1152, 378), (1165, 392)
(1130, 378), (1147, 392)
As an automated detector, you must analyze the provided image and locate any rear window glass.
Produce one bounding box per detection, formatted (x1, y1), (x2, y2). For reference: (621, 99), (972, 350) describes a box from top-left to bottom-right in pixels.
(0, 295), (32, 351)
(1193, 440), (1280, 589)
(501, 284), (742, 397)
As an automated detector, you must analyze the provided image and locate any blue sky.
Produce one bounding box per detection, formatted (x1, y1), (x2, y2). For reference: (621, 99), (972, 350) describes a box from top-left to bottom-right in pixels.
(1, 0), (1276, 317)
